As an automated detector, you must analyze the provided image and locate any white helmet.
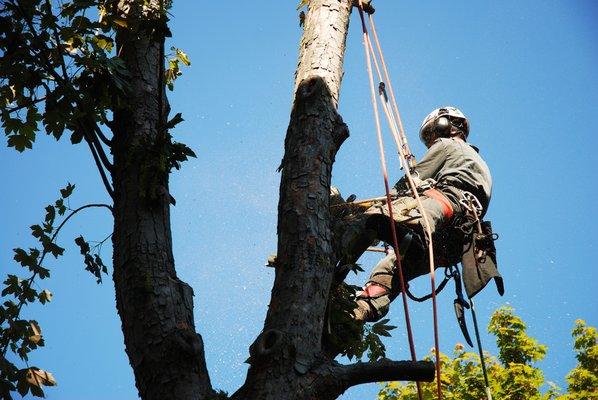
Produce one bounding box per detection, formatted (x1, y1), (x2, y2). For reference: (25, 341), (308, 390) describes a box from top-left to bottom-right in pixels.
(419, 106), (469, 147)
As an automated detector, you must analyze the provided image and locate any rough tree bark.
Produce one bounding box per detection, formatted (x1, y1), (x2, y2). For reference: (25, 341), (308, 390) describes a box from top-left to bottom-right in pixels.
(104, 1), (431, 399)
(111, 2), (213, 399)
(232, 1), (433, 399)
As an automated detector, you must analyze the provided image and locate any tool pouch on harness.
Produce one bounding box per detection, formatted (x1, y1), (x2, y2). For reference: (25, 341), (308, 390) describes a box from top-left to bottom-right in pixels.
(461, 220), (504, 298)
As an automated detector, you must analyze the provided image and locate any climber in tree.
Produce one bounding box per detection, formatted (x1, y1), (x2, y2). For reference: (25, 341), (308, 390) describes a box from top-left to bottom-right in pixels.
(332, 106), (499, 322)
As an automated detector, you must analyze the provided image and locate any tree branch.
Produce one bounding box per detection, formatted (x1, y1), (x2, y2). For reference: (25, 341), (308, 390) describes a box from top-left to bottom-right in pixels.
(6, 96), (47, 113)
(87, 126), (113, 172)
(85, 135), (115, 198)
(14, 0), (118, 200)
(336, 359), (435, 389)
(1, 203), (112, 356)
(94, 124), (113, 146)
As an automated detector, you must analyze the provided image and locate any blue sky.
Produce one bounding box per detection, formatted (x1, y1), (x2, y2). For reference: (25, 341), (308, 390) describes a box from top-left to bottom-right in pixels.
(2, 1), (597, 399)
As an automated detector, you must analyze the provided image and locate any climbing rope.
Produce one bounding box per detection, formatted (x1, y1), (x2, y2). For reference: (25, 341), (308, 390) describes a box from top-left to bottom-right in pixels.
(356, 3), (443, 399)
(356, 5), (423, 400)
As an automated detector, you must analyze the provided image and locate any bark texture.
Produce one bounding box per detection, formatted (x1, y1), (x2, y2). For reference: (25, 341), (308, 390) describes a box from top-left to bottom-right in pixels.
(233, 1), (434, 399)
(293, 0), (350, 108)
(111, 2), (212, 399)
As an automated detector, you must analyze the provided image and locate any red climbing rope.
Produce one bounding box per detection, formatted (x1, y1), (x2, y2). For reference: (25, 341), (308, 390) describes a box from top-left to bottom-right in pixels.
(357, 3), (443, 399)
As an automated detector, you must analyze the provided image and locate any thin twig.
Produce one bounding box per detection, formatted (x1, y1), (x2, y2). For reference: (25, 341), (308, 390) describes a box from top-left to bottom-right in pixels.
(6, 97), (47, 113)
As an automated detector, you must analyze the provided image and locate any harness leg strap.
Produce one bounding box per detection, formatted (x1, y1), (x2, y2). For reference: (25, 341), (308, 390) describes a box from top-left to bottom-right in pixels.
(423, 188), (454, 219)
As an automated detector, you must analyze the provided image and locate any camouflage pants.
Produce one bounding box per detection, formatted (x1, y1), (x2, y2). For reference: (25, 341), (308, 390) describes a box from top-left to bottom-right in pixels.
(333, 194), (450, 266)
(333, 193), (455, 320)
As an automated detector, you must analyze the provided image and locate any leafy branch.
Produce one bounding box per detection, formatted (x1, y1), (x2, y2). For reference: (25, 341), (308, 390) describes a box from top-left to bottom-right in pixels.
(1, 0), (128, 197)
(377, 306), (594, 400)
(326, 282), (396, 361)
(0, 183), (112, 398)
(164, 47), (191, 91)
(2, 0), (196, 201)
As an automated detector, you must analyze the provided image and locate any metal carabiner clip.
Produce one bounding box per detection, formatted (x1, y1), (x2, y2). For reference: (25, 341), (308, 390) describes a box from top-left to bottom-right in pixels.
(459, 191), (483, 216)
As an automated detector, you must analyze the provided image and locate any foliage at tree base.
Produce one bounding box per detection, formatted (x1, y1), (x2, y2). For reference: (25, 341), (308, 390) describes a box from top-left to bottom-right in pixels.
(377, 306), (598, 400)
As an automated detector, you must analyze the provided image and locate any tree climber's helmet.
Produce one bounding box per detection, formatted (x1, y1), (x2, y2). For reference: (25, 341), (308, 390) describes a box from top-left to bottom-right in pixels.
(419, 106), (470, 148)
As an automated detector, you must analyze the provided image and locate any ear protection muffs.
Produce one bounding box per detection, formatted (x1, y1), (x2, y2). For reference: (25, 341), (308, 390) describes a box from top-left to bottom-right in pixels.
(434, 116), (452, 138)
(420, 115), (451, 147)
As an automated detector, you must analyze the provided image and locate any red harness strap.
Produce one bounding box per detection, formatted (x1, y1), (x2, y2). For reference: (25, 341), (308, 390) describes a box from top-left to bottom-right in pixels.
(423, 188), (454, 219)
(359, 282), (388, 298)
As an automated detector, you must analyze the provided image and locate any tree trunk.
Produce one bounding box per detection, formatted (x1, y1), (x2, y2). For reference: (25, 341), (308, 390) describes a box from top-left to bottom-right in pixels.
(111, 2), (212, 399)
(231, 3), (351, 399)
(232, 2), (435, 399)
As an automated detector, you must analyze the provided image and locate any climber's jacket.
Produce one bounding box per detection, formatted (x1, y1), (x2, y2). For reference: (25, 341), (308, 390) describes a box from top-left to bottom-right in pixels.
(394, 137), (492, 215)
(394, 137), (503, 298)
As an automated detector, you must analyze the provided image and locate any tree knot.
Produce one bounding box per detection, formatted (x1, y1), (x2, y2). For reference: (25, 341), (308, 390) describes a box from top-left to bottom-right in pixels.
(246, 329), (285, 365)
(296, 76), (326, 101)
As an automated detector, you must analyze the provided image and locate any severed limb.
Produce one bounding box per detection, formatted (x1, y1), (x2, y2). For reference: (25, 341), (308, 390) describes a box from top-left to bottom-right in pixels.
(335, 359), (435, 390)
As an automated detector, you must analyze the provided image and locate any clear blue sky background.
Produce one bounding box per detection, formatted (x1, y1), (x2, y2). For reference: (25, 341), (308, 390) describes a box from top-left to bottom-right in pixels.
(2, 1), (597, 399)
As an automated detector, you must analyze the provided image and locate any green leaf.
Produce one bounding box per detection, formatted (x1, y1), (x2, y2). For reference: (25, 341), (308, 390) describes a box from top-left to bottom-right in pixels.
(42, 222), (53, 233)
(13, 248), (39, 268)
(372, 318), (397, 337)
(28, 321), (42, 345)
(74, 236), (90, 254)
(38, 289), (52, 304)
(59, 182), (75, 199)
(16, 372), (29, 396)
(92, 34), (113, 51)
(30, 225), (45, 239)
(112, 16), (128, 28)
(43, 242), (64, 258)
(36, 266), (50, 280)
(2, 275), (21, 297)
(106, 57), (131, 93)
(71, 15), (92, 30)
(21, 285), (38, 302)
(75, 236), (106, 283)
(7, 134), (33, 152)
(55, 199), (66, 215)
(94, 254), (108, 275)
(44, 205), (55, 224)
(3, 117), (21, 135)
(175, 48), (191, 66)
